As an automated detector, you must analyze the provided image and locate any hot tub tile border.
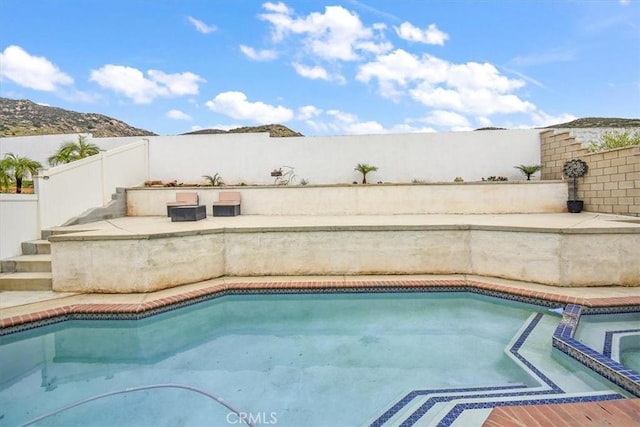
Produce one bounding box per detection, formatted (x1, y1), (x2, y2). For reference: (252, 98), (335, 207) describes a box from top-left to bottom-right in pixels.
(603, 329), (640, 358)
(552, 305), (640, 397)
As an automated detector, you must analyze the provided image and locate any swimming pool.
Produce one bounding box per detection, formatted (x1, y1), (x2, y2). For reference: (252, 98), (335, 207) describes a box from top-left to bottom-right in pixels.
(0, 292), (633, 426)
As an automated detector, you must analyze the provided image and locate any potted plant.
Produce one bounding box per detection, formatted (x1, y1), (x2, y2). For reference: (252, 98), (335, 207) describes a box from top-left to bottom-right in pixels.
(563, 159), (588, 213)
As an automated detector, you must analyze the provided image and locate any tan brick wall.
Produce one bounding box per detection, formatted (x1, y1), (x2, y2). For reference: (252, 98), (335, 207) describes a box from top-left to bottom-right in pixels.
(540, 130), (640, 216)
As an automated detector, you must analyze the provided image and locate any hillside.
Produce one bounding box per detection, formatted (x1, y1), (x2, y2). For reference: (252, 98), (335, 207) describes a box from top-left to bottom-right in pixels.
(182, 124), (304, 137)
(0, 98), (157, 137)
(545, 117), (640, 128)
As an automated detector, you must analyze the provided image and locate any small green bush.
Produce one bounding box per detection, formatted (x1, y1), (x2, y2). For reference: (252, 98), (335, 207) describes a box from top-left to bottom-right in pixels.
(587, 129), (640, 153)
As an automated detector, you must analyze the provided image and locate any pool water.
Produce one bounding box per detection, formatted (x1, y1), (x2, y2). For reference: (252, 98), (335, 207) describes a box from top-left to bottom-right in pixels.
(0, 293), (624, 426)
(620, 336), (640, 373)
(574, 312), (640, 374)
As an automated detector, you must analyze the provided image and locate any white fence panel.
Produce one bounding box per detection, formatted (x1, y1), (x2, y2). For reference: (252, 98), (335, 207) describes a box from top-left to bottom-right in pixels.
(36, 156), (103, 230)
(0, 194), (39, 259)
(36, 140), (149, 230)
(102, 140), (149, 204)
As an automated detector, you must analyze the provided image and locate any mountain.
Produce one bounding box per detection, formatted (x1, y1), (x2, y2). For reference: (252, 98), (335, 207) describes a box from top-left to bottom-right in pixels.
(545, 117), (640, 128)
(182, 124), (304, 137)
(0, 98), (157, 137)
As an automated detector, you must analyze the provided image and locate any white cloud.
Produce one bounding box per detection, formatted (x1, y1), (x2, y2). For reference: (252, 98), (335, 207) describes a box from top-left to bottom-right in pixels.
(0, 45), (73, 91)
(292, 63), (329, 80)
(297, 105), (323, 120)
(187, 16), (217, 34)
(475, 117), (493, 128)
(357, 50), (449, 99)
(389, 124), (437, 133)
(263, 1), (292, 14)
(423, 110), (470, 128)
(528, 110), (577, 128)
(259, 4), (390, 61)
(395, 22), (449, 45)
(326, 109), (386, 134)
(166, 109), (192, 120)
(620, 0), (630, 5)
(357, 49), (534, 116)
(147, 70), (204, 96)
(302, 107), (439, 135)
(240, 45), (278, 61)
(89, 65), (204, 103)
(411, 85), (535, 115)
(205, 91), (294, 124)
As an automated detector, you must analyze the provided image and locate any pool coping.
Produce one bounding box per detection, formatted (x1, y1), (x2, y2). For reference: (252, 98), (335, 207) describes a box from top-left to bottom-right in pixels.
(3, 278), (640, 332)
(2, 276), (639, 425)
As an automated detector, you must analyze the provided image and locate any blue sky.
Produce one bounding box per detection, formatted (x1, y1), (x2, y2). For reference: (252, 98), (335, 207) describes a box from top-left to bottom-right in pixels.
(1, 0), (639, 136)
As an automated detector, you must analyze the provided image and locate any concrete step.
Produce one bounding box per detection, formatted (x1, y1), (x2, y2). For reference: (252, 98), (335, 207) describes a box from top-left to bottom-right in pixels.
(0, 272), (53, 291)
(21, 239), (51, 255)
(1, 254), (52, 273)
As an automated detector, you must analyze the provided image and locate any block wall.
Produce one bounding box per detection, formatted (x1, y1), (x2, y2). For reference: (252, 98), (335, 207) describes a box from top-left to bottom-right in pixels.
(540, 130), (640, 216)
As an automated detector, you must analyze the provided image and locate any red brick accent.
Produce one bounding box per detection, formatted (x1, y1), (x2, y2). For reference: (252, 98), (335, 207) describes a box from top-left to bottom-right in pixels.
(3, 279), (640, 329)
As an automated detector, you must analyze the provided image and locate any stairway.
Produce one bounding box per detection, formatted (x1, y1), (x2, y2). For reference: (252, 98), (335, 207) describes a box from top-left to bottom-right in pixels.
(0, 239), (52, 290)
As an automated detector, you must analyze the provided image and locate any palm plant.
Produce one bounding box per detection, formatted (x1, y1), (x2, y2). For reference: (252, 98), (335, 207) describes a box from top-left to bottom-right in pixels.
(202, 173), (224, 186)
(514, 164), (542, 181)
(354, 163), (378, 184)
(2, 153), (43, 193)
(0, 157), (12, 192)
(48, 135), (101, 166)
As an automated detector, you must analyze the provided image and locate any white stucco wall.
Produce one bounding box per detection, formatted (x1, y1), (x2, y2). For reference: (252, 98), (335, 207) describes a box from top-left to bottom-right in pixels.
(146, 129), (542, 185)
(0, 194), (39, 259)
(2, 129), (542, 185)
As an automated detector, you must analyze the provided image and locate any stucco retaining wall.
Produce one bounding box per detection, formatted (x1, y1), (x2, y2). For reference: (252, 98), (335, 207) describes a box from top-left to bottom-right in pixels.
(50, 224), (639, 292)
(127, 182), (568, 216)
(51, 232), (225, 293)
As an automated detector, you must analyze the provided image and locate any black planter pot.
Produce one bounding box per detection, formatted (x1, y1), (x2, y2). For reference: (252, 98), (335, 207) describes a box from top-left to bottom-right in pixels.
(567, 200), (584, 213)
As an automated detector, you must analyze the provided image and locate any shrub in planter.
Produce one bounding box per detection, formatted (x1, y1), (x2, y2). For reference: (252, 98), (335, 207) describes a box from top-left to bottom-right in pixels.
(514, 164), (541, 181)
(354, 163), (378, 184)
